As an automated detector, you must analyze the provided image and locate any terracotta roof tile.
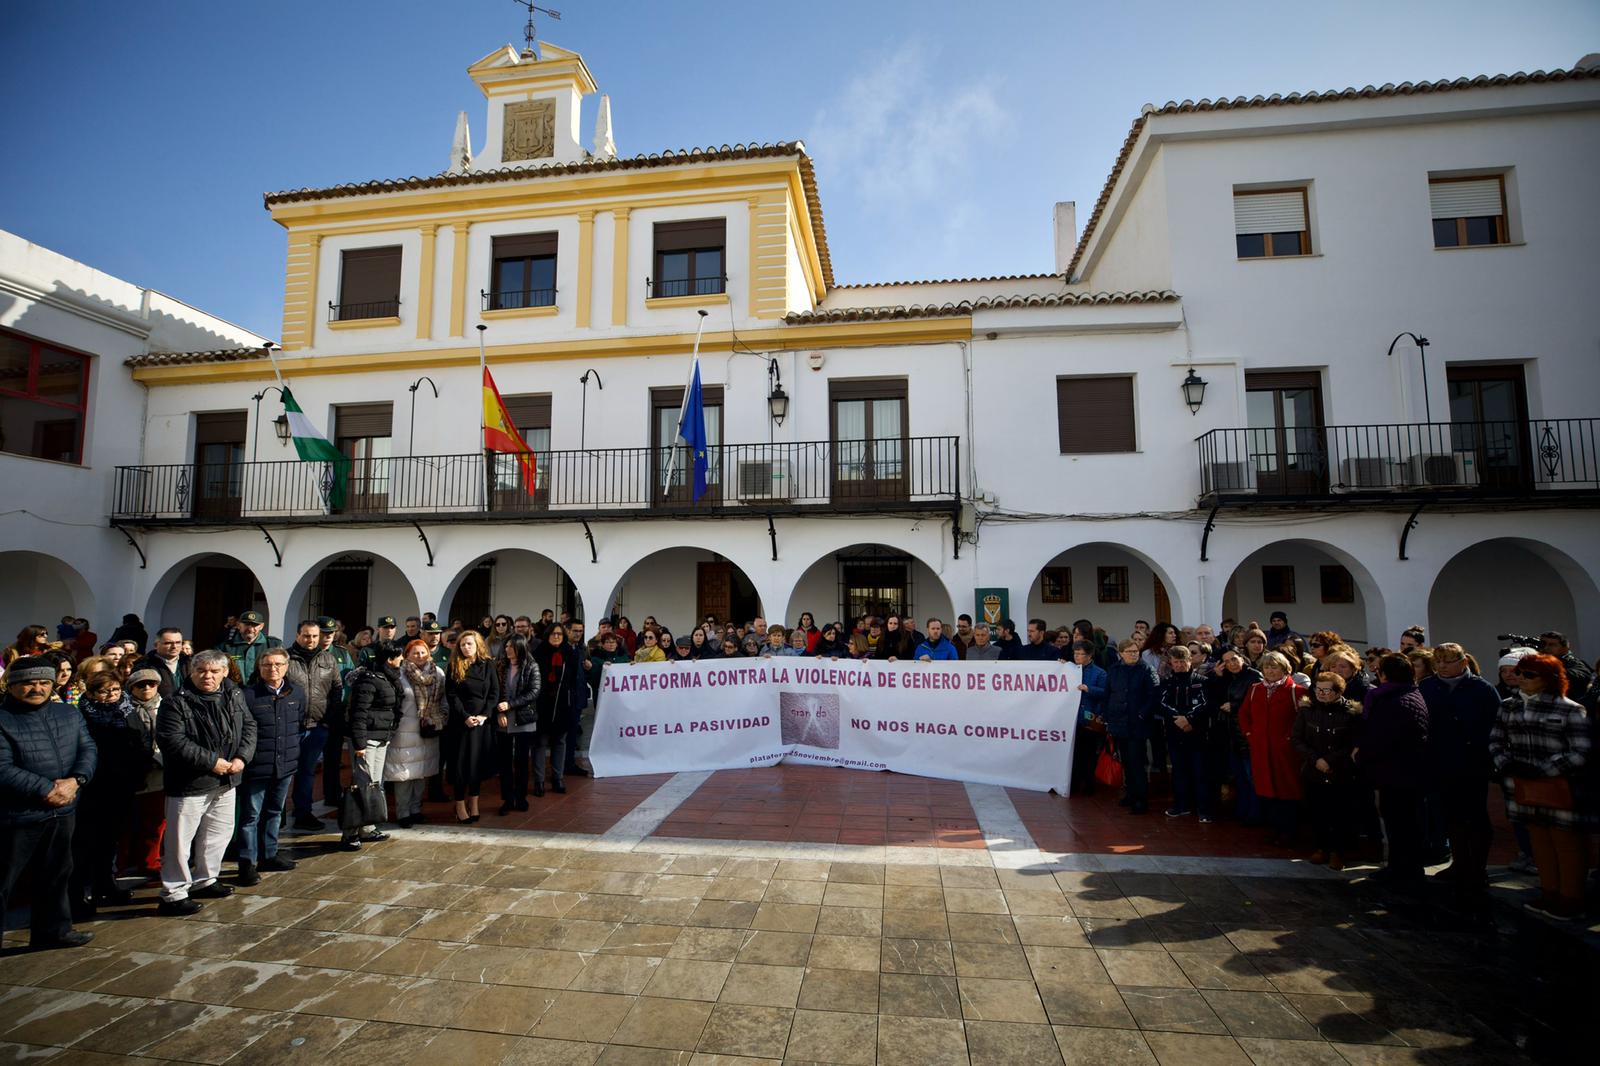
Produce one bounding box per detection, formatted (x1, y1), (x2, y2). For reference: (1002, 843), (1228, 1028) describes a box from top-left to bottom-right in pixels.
(786, 290), (1178, 324)
(831, 272), (1061, 289)
(1066, 67), (1600, 281)
(264, 142), (834, 289)
(126, 347), (268, 369)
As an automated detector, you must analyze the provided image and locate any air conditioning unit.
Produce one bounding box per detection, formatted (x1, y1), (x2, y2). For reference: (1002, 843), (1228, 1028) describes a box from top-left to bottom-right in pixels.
(1402, 453), (1478, 488)
(735, 459), (792, 501)
(1338, 457), (1393, 490)
(1207, 460), (1256, 494)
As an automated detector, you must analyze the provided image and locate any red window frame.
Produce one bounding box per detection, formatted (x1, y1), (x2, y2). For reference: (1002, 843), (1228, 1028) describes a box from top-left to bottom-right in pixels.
(0, 326), (92, 465)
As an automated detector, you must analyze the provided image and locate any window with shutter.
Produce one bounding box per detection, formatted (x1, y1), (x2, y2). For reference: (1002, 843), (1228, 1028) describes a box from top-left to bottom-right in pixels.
(1056, 376), (1136, 453)
(652, 219), (727, 298)
(490, 233), (559, 309)
(1233, 188), (1310, 258)
(336, 246), (402, 319)
(1428, 175), (1508, 247)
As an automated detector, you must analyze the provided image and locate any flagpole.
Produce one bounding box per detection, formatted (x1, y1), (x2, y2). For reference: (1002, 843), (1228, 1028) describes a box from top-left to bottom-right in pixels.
(262, 341), (286, 389)
(664, 310), (710, 494)
(477, 324), (488, 511)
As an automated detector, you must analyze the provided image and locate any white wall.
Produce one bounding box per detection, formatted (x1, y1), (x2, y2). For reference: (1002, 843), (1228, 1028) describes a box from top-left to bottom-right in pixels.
(1222, 544), (1369, 647)
(1428, 541), (1578, 667)
(1024, 545), (1173, 640)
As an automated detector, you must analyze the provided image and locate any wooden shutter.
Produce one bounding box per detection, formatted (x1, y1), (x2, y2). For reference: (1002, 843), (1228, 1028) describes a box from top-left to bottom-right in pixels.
(828, 378), (908, 401)
(334, 402), (393, 439)
(501, 393), (552, 429)
(194, 411), (248, 445)
(492, 233), (558, 259)
(338, 246), (402, 304)
(1233, 190), (1307, 234)
(1056, 376), (1135, 453)
(654, 218), (726, 252)
(1429, 178), (1502, 219)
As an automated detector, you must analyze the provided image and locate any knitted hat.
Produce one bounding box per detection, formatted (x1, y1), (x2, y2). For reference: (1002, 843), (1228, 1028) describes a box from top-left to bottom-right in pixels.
(128, 668), (162, 686)
(676, 636), (693, 649)
(5, 656), (57, 684)
(1498, 648), (1536, 669)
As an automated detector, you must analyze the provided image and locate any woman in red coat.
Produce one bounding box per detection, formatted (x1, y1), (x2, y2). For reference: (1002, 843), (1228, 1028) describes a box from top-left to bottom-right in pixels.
(1239, 651), (1305, 845)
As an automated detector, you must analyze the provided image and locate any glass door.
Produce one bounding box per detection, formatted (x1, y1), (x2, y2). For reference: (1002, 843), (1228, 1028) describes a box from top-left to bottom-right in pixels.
(1245, 373), (1326, 495)
(337, 434), (391, 514)
(1447, 365), (1529, 491)
(192, 411), (247, 518)
(831, 395), (907, 501)
(651, 391), (722, 507)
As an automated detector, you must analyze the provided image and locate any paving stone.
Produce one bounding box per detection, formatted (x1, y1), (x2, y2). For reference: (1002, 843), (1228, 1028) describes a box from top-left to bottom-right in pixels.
(882, 908), (950, 940)
(806, 935), (879, 972)
(1052, 1024), (1158, 1065)
(812, 907), (881, 938)
(965, 1019), (1063, 1065)
(1035, 979), (1137, 1029)
(1098, 948), (1191, 987)
(696, 1004), (793, 1059)
(669, 928), (748, 962)
(796, 966), (879, 1014)
(1141, 1031), (1252, 1065)
(611, 996), (716, 1051)
(718, 964), (804, 1008)
(1120, 987), (1229, 1034)
(735, 931), (814, 967)
(952, 941), (1032, 980)
(876, 1015), (968, 1066)
(532, 991), (637, 1042)
(784, 1009), (876, 1065)
(877, 973), (963, 1019)
(749, 902), (818, 933)
(643, 959), (733, 1001)
(957, 977), (1047, 1023)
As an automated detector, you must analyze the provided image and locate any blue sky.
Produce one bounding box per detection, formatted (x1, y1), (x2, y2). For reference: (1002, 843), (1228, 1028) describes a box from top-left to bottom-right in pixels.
(3, 0), (1596, 339)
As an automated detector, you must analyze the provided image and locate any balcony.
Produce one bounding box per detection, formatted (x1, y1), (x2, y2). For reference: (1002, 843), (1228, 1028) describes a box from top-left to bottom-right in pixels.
(1197, 419), (1600, 503)
(111, 436), (961, 526)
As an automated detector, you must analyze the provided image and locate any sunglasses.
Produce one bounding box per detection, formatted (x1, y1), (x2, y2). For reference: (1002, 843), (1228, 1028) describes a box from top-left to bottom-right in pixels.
(1310, 642), (1326, 648)
(1315, 687), (1338, 694)
(132, 681), (159, 687)
(1517, 670), (1541, 679)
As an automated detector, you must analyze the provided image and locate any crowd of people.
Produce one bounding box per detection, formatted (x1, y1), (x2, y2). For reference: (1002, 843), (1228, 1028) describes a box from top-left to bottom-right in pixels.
(1, 603), (1595, 951)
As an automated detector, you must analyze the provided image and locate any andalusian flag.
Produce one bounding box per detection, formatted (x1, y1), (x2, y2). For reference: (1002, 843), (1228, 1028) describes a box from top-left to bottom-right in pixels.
(281, 388), (350, 507)
(483, 367), (537, 494)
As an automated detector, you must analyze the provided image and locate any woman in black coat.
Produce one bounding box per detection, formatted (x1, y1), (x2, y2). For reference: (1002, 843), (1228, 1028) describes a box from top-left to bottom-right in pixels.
(445, 630), (500, 822)
(1208, 649), (1264, 826)
(1292, 672), (1363, 870)
(342, 642), (404, 848)
(71, 672), (145, 915)
(532, 625), (583, 794)
(495, 634), (542, 814)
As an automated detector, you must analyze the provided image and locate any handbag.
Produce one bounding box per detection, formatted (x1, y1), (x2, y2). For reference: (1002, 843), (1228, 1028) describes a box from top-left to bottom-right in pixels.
(1512, 775), (1575, 811)
(339, 779), (388, 830)
(1094, 739), (1124, 789)
(1082, 715), (1107, 735)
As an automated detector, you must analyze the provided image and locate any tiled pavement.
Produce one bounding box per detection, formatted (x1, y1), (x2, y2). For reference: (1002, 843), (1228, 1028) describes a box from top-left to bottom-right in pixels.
(2, 818), (1591, 1065)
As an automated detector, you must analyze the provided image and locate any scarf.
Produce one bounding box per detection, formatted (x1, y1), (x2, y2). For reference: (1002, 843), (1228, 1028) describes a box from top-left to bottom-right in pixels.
(403, 660), (444, 729)
(79, 696), (129, 730)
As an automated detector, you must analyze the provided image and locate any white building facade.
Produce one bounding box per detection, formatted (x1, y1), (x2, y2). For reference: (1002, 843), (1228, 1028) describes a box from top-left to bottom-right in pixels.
(4, 45), (1596, 666)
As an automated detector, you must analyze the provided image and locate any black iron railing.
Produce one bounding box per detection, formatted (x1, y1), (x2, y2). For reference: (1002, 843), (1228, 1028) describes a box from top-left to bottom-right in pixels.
(328, 299), (400, 322)
(1197, 418), (1600, 498)
(483, 288), (557, 311)
(647, 275), (727, 299)
(112, 437), (961, 523)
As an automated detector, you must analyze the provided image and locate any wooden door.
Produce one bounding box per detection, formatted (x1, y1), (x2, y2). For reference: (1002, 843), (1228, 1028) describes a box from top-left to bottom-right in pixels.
(697, 562), (733, 625)
(1245, 372), (1326, 496)
(451, 564), (493, 627)
(193, 411), (247, 518)
(1152, 575), (1171, 626)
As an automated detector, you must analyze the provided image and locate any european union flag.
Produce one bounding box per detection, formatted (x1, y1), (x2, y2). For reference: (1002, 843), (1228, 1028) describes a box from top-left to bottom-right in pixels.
(676, 354), (710, 502)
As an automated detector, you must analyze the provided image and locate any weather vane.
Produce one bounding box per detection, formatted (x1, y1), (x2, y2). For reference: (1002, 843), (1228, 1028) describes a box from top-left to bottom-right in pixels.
(512, 0), (561, 58)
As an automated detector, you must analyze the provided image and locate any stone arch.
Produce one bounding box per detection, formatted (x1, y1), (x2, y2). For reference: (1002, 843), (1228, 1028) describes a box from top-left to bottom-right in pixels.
(605, 546), (769, 637)
(1219, 538), (1387, 649)
(142, 551), (268, 645)
(1018, 540), (1189, 637)
(437, 547), (587, 628)
(785, 541), (958, 633)
(286, 549), (422, 636)
(1426, 536), (1600, 664)
(0, 551), (96, 648)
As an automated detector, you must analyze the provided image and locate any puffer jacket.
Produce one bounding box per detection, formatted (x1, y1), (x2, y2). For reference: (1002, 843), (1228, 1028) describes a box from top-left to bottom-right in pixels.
(0, 695), (97, 825)
(1291, 696), (1362, 784)
(286, 642), (343, 731)
(157, 681), (256, 797)
(1102, 659), (1159, 740)
(242, 679), (305, 782)
(384, 671), (441, 783)
(347, 664), (405, 747)
(1356, 681), (1429, 791)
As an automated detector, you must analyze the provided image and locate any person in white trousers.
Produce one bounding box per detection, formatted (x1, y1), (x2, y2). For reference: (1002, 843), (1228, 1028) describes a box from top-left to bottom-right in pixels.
(155, 650), (256, 916)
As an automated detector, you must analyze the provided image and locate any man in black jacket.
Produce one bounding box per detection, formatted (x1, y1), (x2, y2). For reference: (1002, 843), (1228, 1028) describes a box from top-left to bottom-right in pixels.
(236, 648), (303, 886)
(1158, 646), (1215, 822)
(156, 650), (256, 915)
(0, 656), (97, 950)
(134, 627), (189, 700)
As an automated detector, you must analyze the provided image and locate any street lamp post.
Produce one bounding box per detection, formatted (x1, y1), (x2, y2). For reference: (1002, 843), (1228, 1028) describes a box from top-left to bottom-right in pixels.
(407, 376), (439, 456)
(1386, 332), (1432, 422)
(579, 368), (604, 449)
(249, 384), (286, 461)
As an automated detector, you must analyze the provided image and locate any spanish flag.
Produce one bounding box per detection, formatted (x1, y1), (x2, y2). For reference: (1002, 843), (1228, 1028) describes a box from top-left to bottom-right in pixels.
(482, 367), (537, 494)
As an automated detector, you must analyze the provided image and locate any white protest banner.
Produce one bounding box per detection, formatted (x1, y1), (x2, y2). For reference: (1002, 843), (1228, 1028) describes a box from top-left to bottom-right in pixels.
(590, 659), (1081, 792)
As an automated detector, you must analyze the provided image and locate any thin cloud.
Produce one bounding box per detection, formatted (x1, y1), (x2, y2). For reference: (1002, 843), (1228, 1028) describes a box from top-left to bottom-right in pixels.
(809, 40), (1015, 280)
